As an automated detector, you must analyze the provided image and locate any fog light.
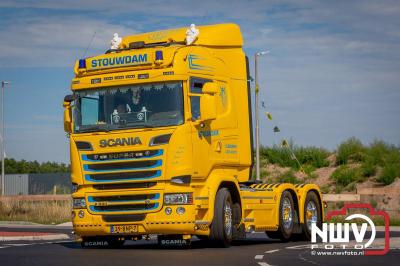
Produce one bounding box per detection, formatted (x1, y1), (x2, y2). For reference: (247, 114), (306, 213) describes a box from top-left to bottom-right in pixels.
(78, 210), (85, 218)
(165, 207), (172, 215)
(176, 207), (185, 215)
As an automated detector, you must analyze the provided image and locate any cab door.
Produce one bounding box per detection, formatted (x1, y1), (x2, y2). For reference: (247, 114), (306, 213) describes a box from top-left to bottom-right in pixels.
(189, 77), (221, 179)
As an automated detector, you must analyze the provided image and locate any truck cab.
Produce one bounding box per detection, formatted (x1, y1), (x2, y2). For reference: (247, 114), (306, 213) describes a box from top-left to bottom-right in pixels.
(64, 23), (323, 247)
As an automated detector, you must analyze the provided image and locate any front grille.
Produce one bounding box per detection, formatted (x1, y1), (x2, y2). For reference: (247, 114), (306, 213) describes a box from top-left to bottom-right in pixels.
(87, 191), (161, 214)
(93, 182), (156, 190)
(90, 203), (158, 212)
(102, 214), (146, 223)
(87, 170), (160, 182)
(90, 194), (158, 202)
(83, 150), (162, 162)
(84, 160), (161, 171)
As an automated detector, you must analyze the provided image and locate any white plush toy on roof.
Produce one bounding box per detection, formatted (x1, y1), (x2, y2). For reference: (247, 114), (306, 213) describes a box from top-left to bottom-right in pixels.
(186, 24), (199, 45)
(110, 33), (122, 50)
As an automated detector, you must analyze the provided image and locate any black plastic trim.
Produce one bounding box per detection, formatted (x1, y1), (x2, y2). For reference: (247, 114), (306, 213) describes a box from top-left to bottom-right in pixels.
(88, 170), (159, 181)
(93, 182), (157, 190)
(86, 160), (159, 171)
(245, 56), (255, 180)
(102, 214), (146, 223)
(76, 141), (93, 151)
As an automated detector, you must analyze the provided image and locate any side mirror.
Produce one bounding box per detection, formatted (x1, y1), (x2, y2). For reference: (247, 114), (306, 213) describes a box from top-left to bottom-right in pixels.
(63, 95), (74, 133)
(64, 107), (72, 133)
(63, 94), (74, 107)
(200, 94), (217, 121)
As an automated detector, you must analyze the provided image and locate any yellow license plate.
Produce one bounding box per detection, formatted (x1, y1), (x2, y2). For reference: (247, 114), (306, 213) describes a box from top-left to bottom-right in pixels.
(110, 225), (138, 234)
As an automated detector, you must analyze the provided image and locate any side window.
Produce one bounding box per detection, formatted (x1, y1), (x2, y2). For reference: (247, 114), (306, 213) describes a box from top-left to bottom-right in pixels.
(81, 96), (99, 125)
(189, 77), (211, 120)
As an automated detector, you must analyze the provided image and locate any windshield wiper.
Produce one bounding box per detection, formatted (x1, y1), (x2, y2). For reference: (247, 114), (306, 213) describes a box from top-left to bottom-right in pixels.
(119, 123), (155, 129)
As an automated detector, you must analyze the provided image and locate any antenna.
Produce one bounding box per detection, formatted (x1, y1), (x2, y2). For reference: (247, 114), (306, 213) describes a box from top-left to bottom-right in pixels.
(82, 31), (97, 58)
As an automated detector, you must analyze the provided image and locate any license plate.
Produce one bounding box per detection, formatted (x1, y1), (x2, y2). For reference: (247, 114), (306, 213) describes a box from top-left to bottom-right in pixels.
(110, 225), (138, 234)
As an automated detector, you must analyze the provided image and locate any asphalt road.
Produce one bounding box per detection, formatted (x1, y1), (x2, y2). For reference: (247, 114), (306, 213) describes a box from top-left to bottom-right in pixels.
(0, 227), (398, 266)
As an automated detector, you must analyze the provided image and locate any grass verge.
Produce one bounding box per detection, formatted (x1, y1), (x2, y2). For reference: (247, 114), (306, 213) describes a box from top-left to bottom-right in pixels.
(0, 198), (71, 224)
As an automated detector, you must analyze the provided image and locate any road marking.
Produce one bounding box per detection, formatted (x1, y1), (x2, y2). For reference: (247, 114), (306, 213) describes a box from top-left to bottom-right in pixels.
(265, 249), (280, 254)
(298, 249), (320, 266)
(5, 243), (32, 246)
(286, 244), (310, 250)
(254, 255), (264, 260)
(258, 262), (275, 266)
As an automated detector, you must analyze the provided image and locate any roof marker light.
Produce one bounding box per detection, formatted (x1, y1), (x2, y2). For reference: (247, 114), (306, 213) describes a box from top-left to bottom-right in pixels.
(78, 59), (86, 69)
(155, 50), (163, 65)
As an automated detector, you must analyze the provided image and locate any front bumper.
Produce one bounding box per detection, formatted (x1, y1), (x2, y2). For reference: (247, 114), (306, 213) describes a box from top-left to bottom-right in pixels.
(72, 204), (204, 236)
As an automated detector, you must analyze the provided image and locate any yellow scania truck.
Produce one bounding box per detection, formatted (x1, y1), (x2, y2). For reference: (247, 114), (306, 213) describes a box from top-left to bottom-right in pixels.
(63, 23), (323, 247)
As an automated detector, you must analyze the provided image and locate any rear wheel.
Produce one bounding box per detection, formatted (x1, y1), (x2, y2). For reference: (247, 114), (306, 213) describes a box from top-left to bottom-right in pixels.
(266, 190), (295, 242)
(210, 188), (233, 247)
(302, 191), (322, 240)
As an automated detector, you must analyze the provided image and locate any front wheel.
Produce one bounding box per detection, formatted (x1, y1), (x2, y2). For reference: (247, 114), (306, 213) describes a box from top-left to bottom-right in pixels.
(209, 188), (233, 247)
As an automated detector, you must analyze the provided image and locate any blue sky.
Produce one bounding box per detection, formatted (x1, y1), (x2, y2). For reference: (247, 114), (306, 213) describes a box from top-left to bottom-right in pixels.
(0, 0), (399, 163)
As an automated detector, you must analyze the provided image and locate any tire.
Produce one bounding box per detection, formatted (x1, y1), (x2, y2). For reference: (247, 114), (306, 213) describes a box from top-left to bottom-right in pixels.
(302, 191), (322, 241)
(266, 190), (295, 242)
(209, 188), (233, 247)
(232, 202), (244, 240)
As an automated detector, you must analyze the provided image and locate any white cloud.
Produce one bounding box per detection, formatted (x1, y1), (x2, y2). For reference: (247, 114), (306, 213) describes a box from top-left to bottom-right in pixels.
(0, 15), (137, 67)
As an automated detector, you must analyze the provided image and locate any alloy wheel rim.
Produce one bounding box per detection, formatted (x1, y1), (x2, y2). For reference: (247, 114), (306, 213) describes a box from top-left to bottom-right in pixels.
(224, 202), (233, 237)
(306, 201), (318, 231)
(282, 197), (293, 230)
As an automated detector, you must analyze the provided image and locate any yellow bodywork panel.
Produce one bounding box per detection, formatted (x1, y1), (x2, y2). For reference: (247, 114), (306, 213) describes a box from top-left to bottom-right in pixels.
(121, 23), (243, 48)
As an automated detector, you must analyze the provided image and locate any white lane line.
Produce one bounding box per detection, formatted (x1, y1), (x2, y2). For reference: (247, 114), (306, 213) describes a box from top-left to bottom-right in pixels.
(264, 249), (279, 254)
(254, 255), (264, 260)
(37, 240), (73, 245)
(4, 243), (32, 246)
(286, 244), (310, 250)
(258, 262), (275, 266)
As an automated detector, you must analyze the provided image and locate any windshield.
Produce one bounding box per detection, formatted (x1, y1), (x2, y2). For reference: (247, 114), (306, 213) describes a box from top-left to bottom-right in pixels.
(74, 81), (184, 133)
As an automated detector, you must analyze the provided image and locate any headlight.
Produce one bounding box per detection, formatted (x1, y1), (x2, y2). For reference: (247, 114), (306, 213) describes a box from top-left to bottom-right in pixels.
(72, 198), (86, 209)
(164, 193), (193, 205)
